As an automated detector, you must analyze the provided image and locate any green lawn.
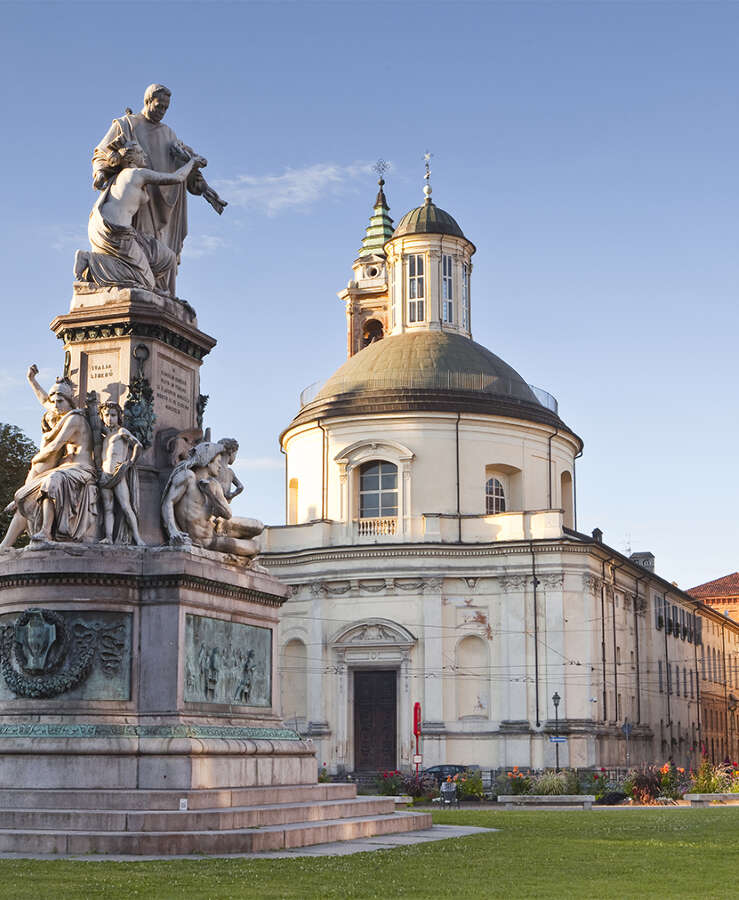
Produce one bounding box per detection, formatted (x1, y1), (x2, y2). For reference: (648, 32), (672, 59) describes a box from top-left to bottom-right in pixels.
(1, 808), (738, 899)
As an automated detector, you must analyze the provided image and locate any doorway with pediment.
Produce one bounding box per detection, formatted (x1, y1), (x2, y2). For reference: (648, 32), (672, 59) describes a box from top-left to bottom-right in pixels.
(331, 618), (416, 774)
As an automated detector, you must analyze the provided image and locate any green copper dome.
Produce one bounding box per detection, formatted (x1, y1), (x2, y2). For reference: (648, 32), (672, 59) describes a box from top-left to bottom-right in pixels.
(287, 330), (578, 441)
(316, 331), (537, 404)
(392, 200), (465, 240)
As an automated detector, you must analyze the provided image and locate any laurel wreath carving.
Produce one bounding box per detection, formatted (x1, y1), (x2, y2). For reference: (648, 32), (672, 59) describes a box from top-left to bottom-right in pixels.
(0, 610), (97, 699)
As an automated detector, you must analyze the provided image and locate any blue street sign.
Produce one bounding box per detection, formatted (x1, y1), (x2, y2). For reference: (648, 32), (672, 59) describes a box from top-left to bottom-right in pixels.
(549, 736), (566, 743)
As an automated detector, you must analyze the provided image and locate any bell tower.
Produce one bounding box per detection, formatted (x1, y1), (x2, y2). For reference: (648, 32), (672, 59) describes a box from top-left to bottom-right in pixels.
(337, 162), (394, 358)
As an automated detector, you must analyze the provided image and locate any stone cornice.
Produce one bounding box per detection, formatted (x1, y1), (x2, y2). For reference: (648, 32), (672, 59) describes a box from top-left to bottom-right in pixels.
(53, 320), (215, 362)
(0, 571), (286, 608)
(260, 539), (591, 568)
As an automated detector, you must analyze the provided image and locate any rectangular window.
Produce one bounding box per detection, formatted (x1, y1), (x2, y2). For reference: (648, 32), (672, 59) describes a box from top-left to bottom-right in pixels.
(676, 666), (680, 696)
(407, 254), (425, 323)
(684, 667), (688, 697)
(442, 254), (453, 323)
(658, 660), (663, 693)
(462, 263), (470, 330)
(690, 669), (694, 699)
(667, 662), (672, 695)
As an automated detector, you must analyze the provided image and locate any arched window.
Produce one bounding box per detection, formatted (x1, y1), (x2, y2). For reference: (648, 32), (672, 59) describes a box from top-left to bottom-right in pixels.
(485, 477), (506, 514)
(362, 319), (384, 348)
(359, 461), (398, 519)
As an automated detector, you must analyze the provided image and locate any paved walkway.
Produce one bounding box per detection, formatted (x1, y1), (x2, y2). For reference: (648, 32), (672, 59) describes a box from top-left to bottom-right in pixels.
(0, 824), (494, 862)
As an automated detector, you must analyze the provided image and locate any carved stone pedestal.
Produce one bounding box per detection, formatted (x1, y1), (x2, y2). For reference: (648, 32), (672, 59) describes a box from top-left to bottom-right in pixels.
(0, 544), (314, 790)
(50, 285), (217, 545)
(0, 545), (434, 855)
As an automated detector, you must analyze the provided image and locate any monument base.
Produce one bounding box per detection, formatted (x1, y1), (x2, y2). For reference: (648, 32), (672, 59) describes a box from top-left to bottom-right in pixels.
(0, 544), (431, 852)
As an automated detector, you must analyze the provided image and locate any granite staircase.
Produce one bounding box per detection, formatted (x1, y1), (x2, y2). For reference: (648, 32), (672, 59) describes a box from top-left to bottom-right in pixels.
(0, 782), (431, 855)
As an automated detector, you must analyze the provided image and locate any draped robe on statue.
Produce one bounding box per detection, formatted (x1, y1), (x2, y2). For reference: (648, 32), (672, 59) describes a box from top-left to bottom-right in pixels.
(14, 410), (99, 543)
(93, 114), (189, 295)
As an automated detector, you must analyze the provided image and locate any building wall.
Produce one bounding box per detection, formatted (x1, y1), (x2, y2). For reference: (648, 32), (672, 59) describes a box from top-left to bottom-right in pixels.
(263, 530), (709, 773)
(281, 412), (578, 533)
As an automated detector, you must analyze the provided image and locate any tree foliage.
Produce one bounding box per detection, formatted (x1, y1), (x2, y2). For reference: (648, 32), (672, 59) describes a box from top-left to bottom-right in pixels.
(0, 422), (37, 539)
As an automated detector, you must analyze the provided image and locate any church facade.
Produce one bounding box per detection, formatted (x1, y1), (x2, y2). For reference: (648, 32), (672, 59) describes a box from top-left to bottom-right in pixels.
(259, 178), (730, 773)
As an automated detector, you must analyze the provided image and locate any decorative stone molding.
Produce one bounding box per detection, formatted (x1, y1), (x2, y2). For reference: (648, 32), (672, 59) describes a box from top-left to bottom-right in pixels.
(0, 723), (301, 740)
(500, 575), (527, 592)
(358, 579), (386, 594)
(332, 618), (416, 650)
(393, 578), (426, 593)
(56, 321), (212, 362)
(540, 573), (564, 589)
(0, 571), (285, 608)
(582, 574), (601, 594)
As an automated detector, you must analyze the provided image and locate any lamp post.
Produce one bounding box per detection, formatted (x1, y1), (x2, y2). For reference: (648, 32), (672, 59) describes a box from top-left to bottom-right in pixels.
(552, 692), (561, 772)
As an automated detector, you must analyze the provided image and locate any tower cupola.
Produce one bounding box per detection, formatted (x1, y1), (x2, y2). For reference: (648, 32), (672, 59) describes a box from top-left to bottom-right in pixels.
(338, 164), (394, 358)
(385, 160), (475, 340)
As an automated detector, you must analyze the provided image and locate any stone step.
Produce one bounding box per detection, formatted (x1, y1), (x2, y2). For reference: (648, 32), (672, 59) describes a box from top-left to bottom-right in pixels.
(0, 811), (433, 855)
(0, 797), (395, 832)
(0, 782), (357, 811)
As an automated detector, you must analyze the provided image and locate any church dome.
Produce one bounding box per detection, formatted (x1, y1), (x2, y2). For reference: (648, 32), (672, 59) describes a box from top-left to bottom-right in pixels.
(289, 331), (578, 441)
(392, 201), (465, 240)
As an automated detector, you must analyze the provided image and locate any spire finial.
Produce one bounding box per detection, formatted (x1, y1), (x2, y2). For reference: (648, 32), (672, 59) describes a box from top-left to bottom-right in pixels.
(423, 151), (433, 204)
(373, 158), (389, 186)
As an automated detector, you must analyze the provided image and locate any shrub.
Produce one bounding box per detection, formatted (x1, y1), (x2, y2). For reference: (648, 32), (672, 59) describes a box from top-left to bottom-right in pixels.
(317, 763), (330, 784)
(498, 766), (532, 795)
(456, 770), (485, 801)
(690, 756), (739, 794)
(376, 770), (404, 796)
(626, 766), (661, 804)
(401, 771), (437, 799)
(530, 770), (570, 795)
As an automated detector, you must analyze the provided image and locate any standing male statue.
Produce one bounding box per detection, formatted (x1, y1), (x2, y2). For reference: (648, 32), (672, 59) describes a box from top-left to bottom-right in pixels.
(91, 84), (227, 296)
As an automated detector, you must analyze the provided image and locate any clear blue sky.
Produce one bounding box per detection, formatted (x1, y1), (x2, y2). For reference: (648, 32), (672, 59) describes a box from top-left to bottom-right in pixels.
(1, 1), (737, 589)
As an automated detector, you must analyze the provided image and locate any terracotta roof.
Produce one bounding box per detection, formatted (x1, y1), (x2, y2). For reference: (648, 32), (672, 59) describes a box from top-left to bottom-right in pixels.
(687, 572), (739, 599)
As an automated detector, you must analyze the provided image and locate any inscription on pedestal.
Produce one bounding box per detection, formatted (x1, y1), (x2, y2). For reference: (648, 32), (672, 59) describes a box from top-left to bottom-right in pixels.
(82, 349), (122, 402)
(155, 355), (193, 429)
(184, 614), (272, 707)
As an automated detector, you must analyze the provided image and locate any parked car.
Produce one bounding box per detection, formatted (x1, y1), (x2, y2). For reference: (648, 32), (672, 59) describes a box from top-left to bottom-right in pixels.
(423, 764), (479, 784)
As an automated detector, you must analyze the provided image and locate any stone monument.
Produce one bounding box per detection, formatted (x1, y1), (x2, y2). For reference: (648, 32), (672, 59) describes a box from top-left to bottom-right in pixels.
(0, 85), (430, 853)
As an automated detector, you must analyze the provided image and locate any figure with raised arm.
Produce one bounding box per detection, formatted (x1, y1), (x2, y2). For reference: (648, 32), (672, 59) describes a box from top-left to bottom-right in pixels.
(75, 140), (206, 293)
(0, 372), (98, 550)
(98, 401), (145, 546)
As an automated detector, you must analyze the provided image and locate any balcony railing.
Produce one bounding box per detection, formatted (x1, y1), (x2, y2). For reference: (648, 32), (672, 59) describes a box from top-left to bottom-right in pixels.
(356, 517), (398, 537)
(299, 372), (558, 414)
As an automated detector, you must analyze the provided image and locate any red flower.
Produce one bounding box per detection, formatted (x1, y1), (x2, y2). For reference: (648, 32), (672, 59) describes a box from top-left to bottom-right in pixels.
(600, 767), (605, 772)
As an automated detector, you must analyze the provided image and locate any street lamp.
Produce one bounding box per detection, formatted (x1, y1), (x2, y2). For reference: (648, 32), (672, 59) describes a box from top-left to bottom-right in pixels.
(552, 692), (561, 772)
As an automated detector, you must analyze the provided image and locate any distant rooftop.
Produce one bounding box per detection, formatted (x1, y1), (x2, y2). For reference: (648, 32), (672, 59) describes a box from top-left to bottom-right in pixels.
(687, 572), (739, 600)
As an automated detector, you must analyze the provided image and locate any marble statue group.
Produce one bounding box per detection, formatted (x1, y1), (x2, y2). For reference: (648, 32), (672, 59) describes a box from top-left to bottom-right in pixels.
(0, 83), (262, 559)
(75, 84), (227, 298)
(0, 367), (262, 558)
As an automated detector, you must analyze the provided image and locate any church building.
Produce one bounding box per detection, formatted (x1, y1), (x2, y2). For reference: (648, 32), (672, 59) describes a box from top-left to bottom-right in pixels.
(259, 173), (727, 773)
